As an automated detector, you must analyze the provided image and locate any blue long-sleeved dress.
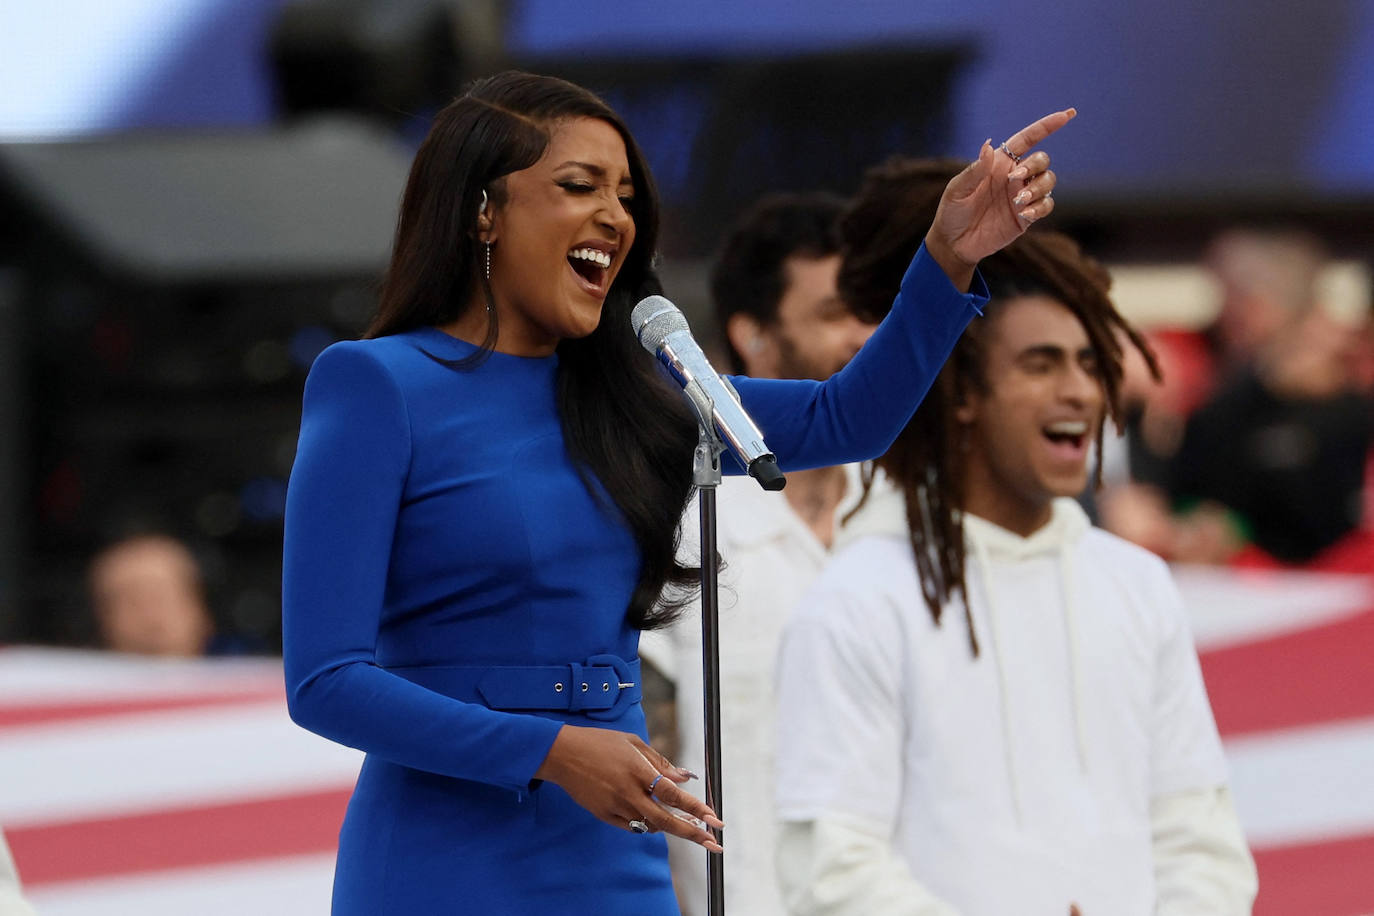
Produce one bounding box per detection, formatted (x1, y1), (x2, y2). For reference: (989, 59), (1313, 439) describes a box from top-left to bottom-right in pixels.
(282, 244), (986, 914)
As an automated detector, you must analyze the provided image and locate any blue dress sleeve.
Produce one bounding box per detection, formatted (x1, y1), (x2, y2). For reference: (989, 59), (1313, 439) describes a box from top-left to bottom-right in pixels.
(282, 342), (563, 794)
(726, 242), (988, 473)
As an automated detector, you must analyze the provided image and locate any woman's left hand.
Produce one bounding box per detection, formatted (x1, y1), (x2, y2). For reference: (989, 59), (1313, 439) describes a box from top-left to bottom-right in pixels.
(533, 724), (724, 852)
(924, 108), (1078, 289)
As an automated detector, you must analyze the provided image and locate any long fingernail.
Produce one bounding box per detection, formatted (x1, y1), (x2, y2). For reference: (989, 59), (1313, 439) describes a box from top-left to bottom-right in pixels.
(678, 767), (698, 780)
(1013, 190), (1031, 205)
(1008, 166), (1028, 181)
(675, 812), (708, 830)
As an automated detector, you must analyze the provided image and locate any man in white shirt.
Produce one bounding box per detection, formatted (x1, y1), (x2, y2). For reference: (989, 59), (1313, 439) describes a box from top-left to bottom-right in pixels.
(774, 158), (1258, 916)
(641, 191), (877, 916)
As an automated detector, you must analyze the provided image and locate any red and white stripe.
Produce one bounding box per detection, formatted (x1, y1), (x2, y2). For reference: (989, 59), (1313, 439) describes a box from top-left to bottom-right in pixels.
(2, 566), (1372, 914)
(1182, 567), (1374, 916)
(0, 651), (360, 914)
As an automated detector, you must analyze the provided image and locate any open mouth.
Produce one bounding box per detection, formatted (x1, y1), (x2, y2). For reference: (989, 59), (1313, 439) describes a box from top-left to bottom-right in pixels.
(567, 246), (611, 294)
(1042, 420), (1089, 452)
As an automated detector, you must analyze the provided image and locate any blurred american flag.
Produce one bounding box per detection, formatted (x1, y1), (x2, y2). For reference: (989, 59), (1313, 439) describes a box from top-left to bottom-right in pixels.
(0, 651), (359, 915)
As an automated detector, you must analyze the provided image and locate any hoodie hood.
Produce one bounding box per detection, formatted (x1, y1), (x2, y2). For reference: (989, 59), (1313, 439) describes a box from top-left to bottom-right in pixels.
(834, 467), (905, 548)
(837, 475), (1091, 558)
(963, 497), (1091, 560)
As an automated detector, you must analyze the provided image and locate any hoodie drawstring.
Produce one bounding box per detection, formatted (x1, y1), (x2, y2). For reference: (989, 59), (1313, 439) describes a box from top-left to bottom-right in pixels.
(968, 532), (1025, 827)
(1058, 550), (1090, 775)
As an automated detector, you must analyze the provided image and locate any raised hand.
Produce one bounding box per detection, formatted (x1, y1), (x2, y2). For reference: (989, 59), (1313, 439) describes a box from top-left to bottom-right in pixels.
(534, 723), (724, 852)
(924, 108), (1077, 289)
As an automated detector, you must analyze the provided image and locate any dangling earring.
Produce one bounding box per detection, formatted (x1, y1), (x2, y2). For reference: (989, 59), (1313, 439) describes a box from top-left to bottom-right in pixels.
(479, 188), (492, 291)
(482, 240), (494, 316)
(478, 189), (494, 317)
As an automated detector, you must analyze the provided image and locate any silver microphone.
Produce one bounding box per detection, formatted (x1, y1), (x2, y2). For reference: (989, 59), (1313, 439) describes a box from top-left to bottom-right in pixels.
(631, 295), (785, 491)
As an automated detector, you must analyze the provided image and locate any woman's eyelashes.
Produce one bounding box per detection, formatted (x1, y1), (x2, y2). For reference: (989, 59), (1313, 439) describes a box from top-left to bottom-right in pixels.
(557, 180), (635, 210)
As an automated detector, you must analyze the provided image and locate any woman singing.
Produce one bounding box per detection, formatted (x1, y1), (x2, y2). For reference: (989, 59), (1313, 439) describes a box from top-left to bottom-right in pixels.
(283, 71), (1071, 914)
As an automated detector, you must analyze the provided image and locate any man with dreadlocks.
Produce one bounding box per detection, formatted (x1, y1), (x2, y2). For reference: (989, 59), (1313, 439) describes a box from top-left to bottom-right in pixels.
(772, 158), (1257, 916)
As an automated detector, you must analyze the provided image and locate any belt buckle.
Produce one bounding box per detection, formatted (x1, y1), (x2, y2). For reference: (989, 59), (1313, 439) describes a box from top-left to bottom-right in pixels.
(583, 653), (637, 721)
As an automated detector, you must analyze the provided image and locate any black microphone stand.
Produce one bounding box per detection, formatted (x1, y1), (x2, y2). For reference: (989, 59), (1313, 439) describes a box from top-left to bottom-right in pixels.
(692, 424), (727, 916)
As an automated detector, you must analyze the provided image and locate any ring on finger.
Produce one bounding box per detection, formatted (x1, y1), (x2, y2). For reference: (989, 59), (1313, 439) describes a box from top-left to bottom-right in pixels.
(648, 774), (664, 796)
(997, 141), (1021, 163)
(628, 819), (650, 835)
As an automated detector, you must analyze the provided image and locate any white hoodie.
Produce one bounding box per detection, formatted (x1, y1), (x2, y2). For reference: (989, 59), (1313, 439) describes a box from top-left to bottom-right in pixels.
(774, 497), (1257, 916)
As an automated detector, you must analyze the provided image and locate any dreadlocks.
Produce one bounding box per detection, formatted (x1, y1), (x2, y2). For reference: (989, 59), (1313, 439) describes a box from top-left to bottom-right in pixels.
(840, 156), (1159, 656)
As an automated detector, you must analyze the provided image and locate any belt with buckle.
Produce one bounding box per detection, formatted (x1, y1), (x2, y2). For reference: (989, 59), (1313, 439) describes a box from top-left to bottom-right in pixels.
(386, 654), (641, 721)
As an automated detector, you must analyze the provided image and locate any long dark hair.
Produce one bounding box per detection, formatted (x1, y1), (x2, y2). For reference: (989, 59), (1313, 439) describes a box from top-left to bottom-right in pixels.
(368, 72), (699, 629)
(841, 156), (1159, 655)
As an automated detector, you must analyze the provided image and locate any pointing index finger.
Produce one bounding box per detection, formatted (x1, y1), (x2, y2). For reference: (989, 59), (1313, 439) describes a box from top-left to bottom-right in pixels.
(1002, 108), (1077, 160)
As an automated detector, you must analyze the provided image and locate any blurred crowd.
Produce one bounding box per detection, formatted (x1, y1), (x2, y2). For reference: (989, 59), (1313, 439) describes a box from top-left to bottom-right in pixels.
(1100, 228), (1374, 571)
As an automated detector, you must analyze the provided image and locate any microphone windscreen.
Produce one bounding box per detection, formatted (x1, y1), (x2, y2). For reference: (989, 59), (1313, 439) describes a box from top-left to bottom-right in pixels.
(631, 295), (690, 352)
